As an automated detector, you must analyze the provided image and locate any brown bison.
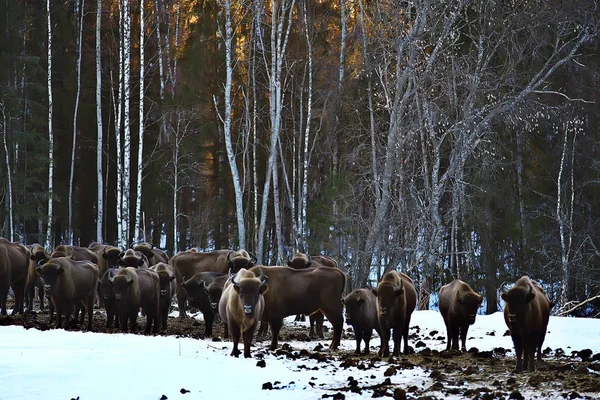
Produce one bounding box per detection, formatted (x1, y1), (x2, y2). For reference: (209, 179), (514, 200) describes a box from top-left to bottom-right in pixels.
(25, 244), (49, 311)
(110, 267), (160, 334)
(438, 279), (483, 351)
(117, 249), (150, 269)
(133, 242), (169, 265)
(372, 270), (417, 357)
(181, 272), (226, 336)
(88, 243), (121, 280)
(99, 268), (120, 328)
(51, 245), (99, 265)
(207, 274), (229, 312)
(219, 268), (268, 358)
(286, 252), (339, 338)
(249, 265), (346, 351)
(342, 288), (381, 355)
(36, 257), (99, 330)
(170, 249), (256, 318)
(149, 262), (177, 331)
(0, 238), (31, 315)
(501, 276), (551, 372)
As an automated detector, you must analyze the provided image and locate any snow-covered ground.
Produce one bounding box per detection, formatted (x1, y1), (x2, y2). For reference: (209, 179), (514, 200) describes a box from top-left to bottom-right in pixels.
(1, 311), (599, 400)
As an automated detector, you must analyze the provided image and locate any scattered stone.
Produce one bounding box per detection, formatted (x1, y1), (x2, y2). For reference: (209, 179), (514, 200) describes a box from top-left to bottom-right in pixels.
(415, 340), (426, 348)
(486, 331), (495, 336)
(384, 366), (397, 377)
(407, 385), (419, 393)
(577, 349), (593, 361)
(506, 377), (517, 385)
(568, 391), (582, 399)
(429, 330), (438, 336)
(179, 388), (190, 394)
(393, 388), (406, 400)
(463, 365), (479, 375)
(313, 343), (324, 352)
(70, 397), (80, 400)
(543, 347), (553, 355)
(593, 353), (600, 361)
(160, 396), (168, 400)
(555, 348), (565, 357)
(575, 365), (588, 374)
(429, 369), (445, 380)
(508, 391), (524, 400)
(503, 330), (511, 337)
(528, 374), (545, 387)
(262, 382), (273, 390)
(211, 337), (222, 342)
(256, 359), (266, 368)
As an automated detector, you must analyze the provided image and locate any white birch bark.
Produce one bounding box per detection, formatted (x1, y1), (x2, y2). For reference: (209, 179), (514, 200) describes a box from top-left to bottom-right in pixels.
(45, 0), (54, 249)
(298, 0), (313, 252)
(1, 106), (14, 240)
(135, 0), (145, 242)
(115, 2), (124, 248)
(154, 0), (167, 142)
(220, 0), (246, 248)
(256, 0), (295, 263)
(122, 0), (132, 247)
(96, 0), (104, 243)
(69, 0), (85, 245)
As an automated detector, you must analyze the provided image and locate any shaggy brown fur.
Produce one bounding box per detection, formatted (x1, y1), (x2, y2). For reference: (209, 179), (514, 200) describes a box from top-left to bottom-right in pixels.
(438, 279), (483, 351)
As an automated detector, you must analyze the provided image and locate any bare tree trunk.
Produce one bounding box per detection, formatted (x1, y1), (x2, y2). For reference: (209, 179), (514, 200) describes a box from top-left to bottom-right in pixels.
(557, 121), (577, 308)
(122, 0), (132, 247)
(135, 0), (145, 243)
(45, 0), (54, 249)
(256, 0), (295, 263)
(220, 0), (246, 248)
(96, 0), (104, 243)
(172, 122), (180, 255)
(69, 0), (85, 245)
(115, 3), (124, 248)
(1, 106), (14, 240)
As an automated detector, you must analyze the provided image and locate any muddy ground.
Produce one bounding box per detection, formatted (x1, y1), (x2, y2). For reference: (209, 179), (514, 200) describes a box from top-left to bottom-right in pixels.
(2, 305), (600, 400)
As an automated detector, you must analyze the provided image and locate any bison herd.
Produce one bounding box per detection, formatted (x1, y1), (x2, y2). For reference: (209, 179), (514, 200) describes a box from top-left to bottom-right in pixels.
(0, 238), (551, 372)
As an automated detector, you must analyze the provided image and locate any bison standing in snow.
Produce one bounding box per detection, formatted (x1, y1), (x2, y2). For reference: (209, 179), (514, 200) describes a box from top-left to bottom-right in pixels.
(149, 262), (177, 331)
(342, 288), (380, 355)
(372, 270), (417, 357)
(219, 268), (268, 358)
(36, 257), (99, 330)
(438, 279), (483, 351)
(501, 276), (550, 372)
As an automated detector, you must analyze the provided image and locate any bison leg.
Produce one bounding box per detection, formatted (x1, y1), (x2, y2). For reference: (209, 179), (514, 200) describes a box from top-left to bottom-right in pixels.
(243, 322), (258, 358)
(295, 314), (305, 322)
(310, 312), (325, 339)
(257, 321), (269, 337)
(512, 334), (524, 373)
(392, 327), (401, 356)
(354, 328), (364, 354)
(204, 311), (214, 337)
(230, 324), (241, 357)
(363, 328), (373, 355)
(450, 324), (460, 351)
(402, 317), (411, 355)
(459, 325), (469, 352)
(25, 281), (35, 312)
(176, 290), (188, 319)
(38, 284), (45, 310)
(269, 319), (284, 351)
(11, 279), (26, 315)
(86, 295), (95, 331)
(379, 323), (391, 358)
(321, 307), (343, 350)
(0, 281), (9, 315)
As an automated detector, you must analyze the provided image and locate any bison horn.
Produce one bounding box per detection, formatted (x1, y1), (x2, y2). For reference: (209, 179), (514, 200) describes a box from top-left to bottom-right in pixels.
(231, 273), (239, 287)
(202, 280), (209, 291)
(499, 281), (509, 294)
(257, 267), (267, 283)
(249, 252), (257, 265)
(37, 259), (46, 267)
(227, 251), (233, 263)
(394, 279), (404, 293)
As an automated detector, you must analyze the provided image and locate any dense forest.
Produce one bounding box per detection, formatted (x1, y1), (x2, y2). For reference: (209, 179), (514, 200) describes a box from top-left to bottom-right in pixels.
(0, 0), (599, 315)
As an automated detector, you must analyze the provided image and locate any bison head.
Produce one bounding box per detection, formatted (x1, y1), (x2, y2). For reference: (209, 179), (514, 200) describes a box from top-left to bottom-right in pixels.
(110, 270), (135, 302)
(372, 279), (404, 322)
(181, 278), (210, 309)
(232, 269), (268, 316)
(102, 246), (122, 269)
(118, 249), (146, 268)
(99, 268), (118, 301)
(287, 252), (312, 269)
(29, 244), (50, 264)
(133, 242), (155, 261)
(501, 282), (536, 325)
(227, 250), (256, 274)
(157, 271), (175, 297)
(342, 292), (365, 325)
(36, 259), (64, 297)
(458, 290), (484, 324)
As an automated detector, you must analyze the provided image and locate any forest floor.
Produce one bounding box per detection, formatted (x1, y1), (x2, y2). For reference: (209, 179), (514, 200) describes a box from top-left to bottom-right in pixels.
(2, 304), (600, 399)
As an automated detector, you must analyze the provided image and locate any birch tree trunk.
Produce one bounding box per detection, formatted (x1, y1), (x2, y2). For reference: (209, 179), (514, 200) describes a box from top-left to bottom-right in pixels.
(256, 0), (295, 263)
(220, 0), (246, 248)
(69, 0), (85, 245)
(135, 0), (145, 242)
(96, 0), (103, 243)
(1, 106), (14, 240)
(122, 0), (132, 247)
(115, 4), (124, 248)
(45, 0), (54, 249)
